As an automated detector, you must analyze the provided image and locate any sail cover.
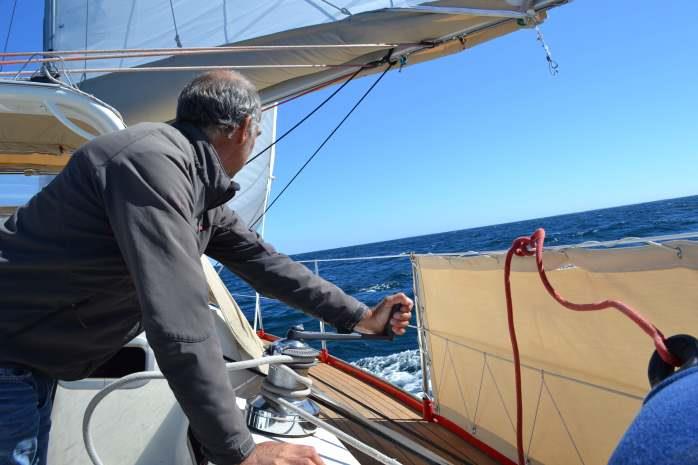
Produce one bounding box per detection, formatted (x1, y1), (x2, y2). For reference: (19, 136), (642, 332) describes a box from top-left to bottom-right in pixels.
(413, 240), (698, 465)
(46, 0), (567, 125)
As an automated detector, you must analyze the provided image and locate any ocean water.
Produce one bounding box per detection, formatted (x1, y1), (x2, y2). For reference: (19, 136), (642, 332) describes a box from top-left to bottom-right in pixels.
(220, 195), (698, 394)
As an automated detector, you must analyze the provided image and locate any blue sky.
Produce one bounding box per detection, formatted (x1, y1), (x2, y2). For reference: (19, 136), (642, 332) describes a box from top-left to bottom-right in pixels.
(2, 1), (697, 254)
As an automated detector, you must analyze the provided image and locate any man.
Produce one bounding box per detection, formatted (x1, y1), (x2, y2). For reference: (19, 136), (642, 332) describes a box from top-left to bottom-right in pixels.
(0, 71), (413, 465)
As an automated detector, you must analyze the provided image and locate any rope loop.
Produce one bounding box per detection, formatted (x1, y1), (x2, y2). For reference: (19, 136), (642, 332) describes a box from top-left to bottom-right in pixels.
(511, 236), (534, 257)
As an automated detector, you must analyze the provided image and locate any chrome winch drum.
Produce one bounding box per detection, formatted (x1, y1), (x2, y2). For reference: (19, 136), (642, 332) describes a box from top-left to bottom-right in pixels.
(246, 336), (321, 437)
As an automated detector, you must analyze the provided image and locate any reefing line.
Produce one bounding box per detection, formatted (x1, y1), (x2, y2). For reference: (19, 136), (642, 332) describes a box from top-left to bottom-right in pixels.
(0, 63), (362, 77)
(0, 43), (407, 59)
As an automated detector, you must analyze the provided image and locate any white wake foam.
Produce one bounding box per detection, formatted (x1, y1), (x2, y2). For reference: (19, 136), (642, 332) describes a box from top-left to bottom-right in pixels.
(357, 282), (397, 293)
(352, 349), (423, 396)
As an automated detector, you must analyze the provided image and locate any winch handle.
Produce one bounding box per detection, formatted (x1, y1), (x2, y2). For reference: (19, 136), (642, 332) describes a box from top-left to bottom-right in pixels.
(285, 304), (404, 341)
(379, 303), (404, 341)
(359, 303), (405, 341)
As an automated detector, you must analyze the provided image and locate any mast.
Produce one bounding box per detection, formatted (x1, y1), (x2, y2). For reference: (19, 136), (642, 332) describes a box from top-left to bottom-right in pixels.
(43, 0), (56, 52)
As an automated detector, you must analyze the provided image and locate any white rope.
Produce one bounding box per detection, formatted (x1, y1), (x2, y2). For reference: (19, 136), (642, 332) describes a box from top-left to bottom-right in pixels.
(273, 397), (404, 465)
(260, 364), (313, 399)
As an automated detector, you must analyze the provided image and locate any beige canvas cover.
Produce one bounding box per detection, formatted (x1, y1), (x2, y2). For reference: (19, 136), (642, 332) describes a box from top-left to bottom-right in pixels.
(413, 240), (698, 465)
(201, 257), (265, 363)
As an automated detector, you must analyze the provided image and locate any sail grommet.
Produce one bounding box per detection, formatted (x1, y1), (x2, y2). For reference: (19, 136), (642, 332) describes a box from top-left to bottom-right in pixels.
(647, 334), (698, 388)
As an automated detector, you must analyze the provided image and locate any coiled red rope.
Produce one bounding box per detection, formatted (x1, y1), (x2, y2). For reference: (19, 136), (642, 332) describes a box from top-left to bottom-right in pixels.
(503, 228), (680, 465)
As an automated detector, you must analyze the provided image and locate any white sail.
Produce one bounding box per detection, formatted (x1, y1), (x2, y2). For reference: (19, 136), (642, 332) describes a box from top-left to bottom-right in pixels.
(47, 0), (431, 58)
(44, 0), (562, 124)
(229, 106), (276, 227)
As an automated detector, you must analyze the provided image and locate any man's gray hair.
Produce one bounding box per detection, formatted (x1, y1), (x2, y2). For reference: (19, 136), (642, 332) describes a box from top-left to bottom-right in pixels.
(176, 70), (261, 132)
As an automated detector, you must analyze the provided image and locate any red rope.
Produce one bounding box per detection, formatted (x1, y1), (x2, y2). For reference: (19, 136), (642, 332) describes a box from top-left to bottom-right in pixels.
(503, 228), (680, 465)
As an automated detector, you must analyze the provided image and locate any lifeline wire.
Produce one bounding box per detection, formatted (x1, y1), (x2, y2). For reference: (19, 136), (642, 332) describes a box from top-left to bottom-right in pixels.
(250, 62), (394, 228)
(245, 67), (364, 167)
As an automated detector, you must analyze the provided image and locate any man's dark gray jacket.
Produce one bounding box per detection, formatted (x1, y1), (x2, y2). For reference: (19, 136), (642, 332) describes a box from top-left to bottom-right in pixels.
(0, 122), (368, 464)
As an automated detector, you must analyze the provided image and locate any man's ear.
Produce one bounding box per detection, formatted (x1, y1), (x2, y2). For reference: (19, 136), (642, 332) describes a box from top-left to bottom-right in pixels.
(237, 115), (253, 144)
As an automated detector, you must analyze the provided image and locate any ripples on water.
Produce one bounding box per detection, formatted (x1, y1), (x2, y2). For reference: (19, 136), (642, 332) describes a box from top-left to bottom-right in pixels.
(221, 195), (698, 393)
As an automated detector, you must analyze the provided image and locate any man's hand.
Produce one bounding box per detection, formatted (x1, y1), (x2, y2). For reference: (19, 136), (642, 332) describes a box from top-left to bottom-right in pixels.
(354, 292), (413, 336)
(241, 442), (325, 465)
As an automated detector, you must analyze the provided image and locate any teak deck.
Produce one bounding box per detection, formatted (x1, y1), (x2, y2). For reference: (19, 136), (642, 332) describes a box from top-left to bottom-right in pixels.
(309, 362), (499, 465)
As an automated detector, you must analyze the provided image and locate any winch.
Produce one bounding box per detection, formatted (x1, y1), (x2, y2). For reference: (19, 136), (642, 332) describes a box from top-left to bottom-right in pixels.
(246, 328), (322, 437)
(246, 305), (403, 437)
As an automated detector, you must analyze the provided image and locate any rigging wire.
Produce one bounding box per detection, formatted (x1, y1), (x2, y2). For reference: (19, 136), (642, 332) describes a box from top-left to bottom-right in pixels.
(249, 62), (394, 228)
(168, 0), (183, 48)
(81, 0), (89, 82)
(245, 67), (363, 167)
(0, 0), (18, 72)
(534, 23), (558, 75)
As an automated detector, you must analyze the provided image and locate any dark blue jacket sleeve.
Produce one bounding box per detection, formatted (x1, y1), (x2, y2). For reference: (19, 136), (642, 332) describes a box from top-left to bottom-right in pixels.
(608, 366), (698, 464)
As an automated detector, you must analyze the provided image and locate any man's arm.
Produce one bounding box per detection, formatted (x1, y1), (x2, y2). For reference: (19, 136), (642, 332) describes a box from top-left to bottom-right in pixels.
(101, 152), (255, 464)
(206, 207), (370, 333)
